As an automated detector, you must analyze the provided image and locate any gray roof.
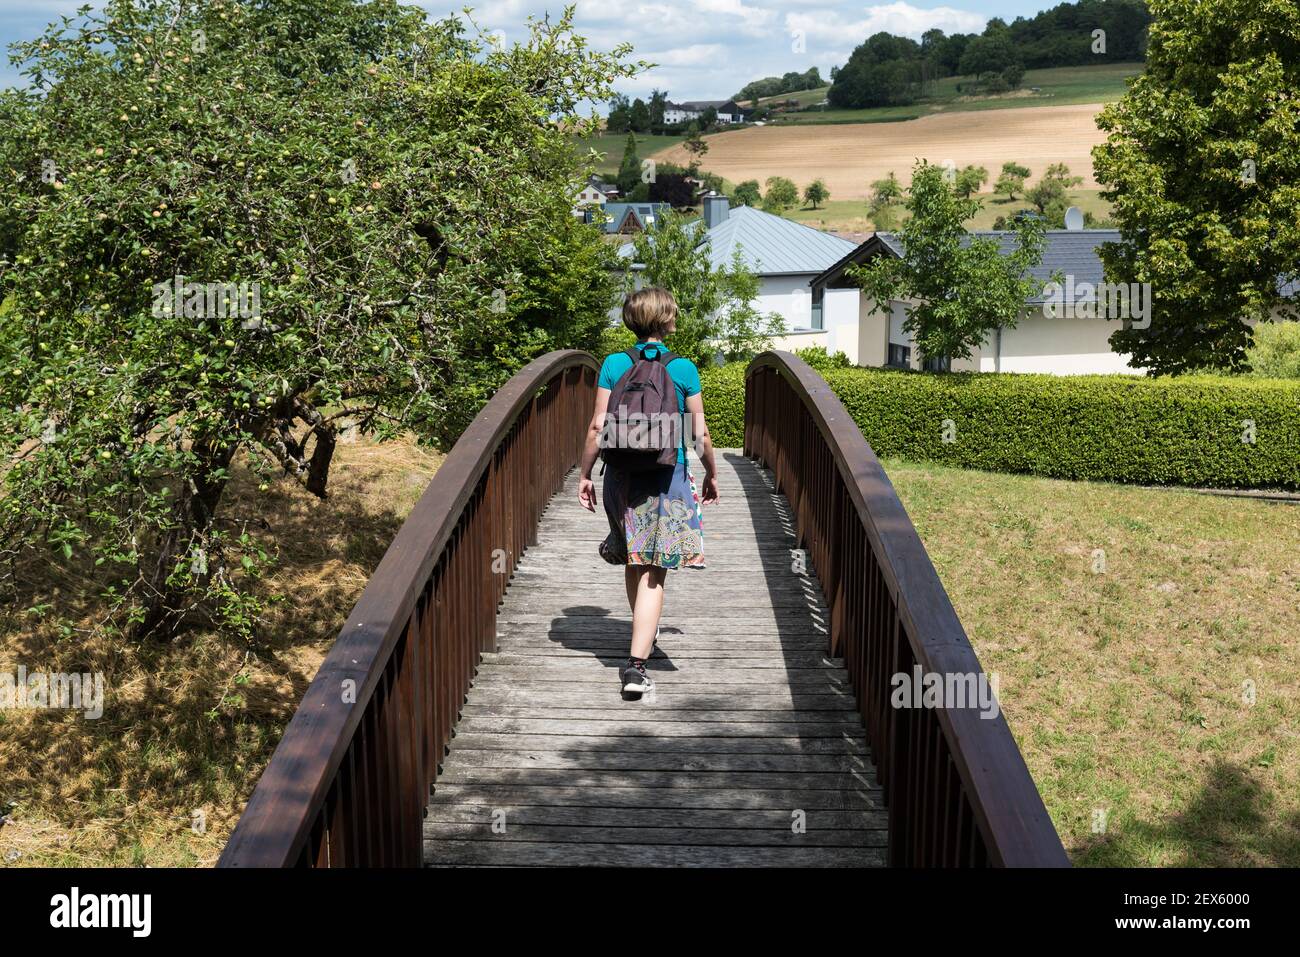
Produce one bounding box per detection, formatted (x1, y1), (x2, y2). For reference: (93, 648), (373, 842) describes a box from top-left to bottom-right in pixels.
(815, 229), (1122, 303)
(815, 228), (1300, 303)
(618, 205), (857, 276)
(887, 229), (1119, 303)
(699, 206), (859, 275)
(588, 202), (672, 234)
(671, 100), (748, 114)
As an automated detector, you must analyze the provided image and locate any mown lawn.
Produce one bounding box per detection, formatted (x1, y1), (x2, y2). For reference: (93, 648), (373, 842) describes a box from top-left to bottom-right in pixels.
(770, 63), (1142, 125)
(783, 187), (1113, 233)
(575, 131), (687, 176)
(885, 457), (1300, 867)
(783, 199), (878, 233)
(754, 85), (830, 110)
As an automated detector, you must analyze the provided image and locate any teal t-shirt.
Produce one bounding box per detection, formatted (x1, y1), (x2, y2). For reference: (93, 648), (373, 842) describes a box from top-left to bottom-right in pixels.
(598, 342), (701, 464)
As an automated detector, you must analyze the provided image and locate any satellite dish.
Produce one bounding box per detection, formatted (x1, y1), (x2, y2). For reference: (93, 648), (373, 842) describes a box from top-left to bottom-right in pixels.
(1064, 205), (1085, 231)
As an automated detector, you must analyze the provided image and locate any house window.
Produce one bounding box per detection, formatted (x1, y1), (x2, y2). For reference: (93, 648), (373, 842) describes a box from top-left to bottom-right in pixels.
(811, 286), (824, 330)
(887, 343), (911, 368)
(922, 354), (950, 373)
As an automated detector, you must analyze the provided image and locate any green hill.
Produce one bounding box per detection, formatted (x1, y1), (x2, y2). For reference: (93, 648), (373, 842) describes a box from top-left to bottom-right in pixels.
(575, 132), (688, 177)
(766, 63), (1141, 126)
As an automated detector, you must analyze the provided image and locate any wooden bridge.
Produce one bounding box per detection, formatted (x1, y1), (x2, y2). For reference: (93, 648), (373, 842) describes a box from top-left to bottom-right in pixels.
(218, 351), (1068, 868)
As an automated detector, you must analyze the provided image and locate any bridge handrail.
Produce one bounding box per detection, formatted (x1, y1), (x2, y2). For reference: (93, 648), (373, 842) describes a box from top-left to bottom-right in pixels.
(219, 350), (599, 867)
(744, 351), (1068, 867)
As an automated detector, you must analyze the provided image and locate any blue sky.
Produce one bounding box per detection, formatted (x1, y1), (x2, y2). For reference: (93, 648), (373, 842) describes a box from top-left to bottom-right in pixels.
(1, 2), (1063, 99)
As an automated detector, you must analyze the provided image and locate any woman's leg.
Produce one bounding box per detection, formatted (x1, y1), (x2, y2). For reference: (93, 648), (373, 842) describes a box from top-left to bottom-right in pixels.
(627, 565), (666, 661)
(624, 564), (637, 613)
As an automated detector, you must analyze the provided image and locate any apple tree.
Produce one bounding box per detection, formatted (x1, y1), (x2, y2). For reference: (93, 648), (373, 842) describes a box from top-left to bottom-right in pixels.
(0, 0), (637, 639)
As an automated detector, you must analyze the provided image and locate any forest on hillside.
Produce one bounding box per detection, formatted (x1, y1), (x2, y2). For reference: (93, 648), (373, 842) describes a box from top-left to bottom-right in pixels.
(829, 0), (1149, 109)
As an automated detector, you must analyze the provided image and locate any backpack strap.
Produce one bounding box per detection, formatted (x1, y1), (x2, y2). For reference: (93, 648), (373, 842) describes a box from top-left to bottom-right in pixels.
(635, 345), (677, 364)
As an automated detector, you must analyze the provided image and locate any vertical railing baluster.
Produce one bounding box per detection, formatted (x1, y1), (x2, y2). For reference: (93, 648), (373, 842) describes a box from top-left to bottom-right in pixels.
(742, 350), (1066, 870)
(363, 699), (382, 865)
(218, 353), (600, 869)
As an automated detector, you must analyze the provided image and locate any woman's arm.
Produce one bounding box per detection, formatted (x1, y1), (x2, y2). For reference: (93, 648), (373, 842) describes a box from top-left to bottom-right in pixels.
(685, 392), (719, 505)
(577, 387), (611, 511)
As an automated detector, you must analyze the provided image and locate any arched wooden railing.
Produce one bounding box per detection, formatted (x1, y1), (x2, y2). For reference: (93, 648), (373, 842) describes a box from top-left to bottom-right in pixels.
(219, 350), (599, 867)
(745, 351), (1068, 867)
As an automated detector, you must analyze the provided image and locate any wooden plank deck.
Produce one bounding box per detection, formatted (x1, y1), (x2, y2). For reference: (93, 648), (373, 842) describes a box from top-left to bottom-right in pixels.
(424, 451), (887, 867)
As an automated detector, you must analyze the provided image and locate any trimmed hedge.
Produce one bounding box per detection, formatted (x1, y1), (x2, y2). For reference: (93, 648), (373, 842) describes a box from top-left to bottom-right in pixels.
(700, 363), (747, 448)
(700, 364), (1300, 490)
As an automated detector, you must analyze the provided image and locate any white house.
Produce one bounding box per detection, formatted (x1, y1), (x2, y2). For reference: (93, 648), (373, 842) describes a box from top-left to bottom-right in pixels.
(770, 224), (1149, 375)
(710, 100), (750, 124)
(572, 176), (617, 218)
(664, 100), (750, 125)
(572, 184), (605, 217)
(662, 102), (701, 125)
(618, 195), (859, 332)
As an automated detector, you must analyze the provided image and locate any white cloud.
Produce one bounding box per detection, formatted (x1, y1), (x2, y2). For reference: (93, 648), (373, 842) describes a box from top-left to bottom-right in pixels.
(789, 3), (986, 46)
(461, 1), (990, 98)
(692, 0), (776, 36)
(1, 1), (995, 100)
(2, 1), (89, 11)
(642, 43), (728, 67)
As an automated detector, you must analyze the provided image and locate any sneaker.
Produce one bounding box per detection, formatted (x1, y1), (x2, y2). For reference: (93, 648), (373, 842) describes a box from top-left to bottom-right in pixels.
(621, 658), (654, 694)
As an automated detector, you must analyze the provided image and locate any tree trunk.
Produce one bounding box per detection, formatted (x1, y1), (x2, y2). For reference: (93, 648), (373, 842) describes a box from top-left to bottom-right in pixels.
(133, 439), (235, 641)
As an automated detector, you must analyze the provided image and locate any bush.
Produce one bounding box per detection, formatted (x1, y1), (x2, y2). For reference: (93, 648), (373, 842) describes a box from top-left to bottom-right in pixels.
(820, 367), (1300, 489)
(627, 211), (779, 365)
(596, 324), (637, 357)
(699, 363), (1300, 488)
(699, 363), (746, 448)
(1247, 321), (1300, 379)
(795, 345), (852, 372)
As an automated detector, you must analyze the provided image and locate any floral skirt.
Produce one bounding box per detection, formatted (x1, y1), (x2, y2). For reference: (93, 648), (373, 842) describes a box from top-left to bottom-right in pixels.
(600, 462), (705, 569)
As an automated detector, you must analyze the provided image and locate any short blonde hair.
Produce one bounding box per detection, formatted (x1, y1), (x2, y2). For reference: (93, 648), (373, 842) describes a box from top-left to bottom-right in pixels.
(622, 287), (678, 339)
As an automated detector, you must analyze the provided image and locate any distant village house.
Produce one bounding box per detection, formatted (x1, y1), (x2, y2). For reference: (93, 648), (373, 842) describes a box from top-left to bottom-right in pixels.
(663, 100), (750, 125)
(586, 202), (672, 235)
(572, 175), (618, 218)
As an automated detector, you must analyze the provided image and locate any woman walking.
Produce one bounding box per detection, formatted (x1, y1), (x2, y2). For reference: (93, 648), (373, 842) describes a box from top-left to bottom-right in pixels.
(577, 288), (719, 696)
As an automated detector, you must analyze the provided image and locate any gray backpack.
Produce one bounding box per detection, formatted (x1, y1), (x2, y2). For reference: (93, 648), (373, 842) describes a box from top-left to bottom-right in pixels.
(601, 346), (682, 471)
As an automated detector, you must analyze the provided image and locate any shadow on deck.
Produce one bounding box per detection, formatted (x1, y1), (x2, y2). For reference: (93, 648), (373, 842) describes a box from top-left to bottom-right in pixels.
(424, 452), (887, 867)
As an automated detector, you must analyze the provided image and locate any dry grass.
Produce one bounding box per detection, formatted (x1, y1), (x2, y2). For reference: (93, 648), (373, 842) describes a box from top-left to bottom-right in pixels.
(885, 458), (1300, 866)
(0, 434), (442, 867)
(653, 103), (1108, 202)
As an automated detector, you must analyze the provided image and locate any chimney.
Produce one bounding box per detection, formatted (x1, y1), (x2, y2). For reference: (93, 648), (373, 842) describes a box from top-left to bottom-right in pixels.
(703, 192), (729, 229)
